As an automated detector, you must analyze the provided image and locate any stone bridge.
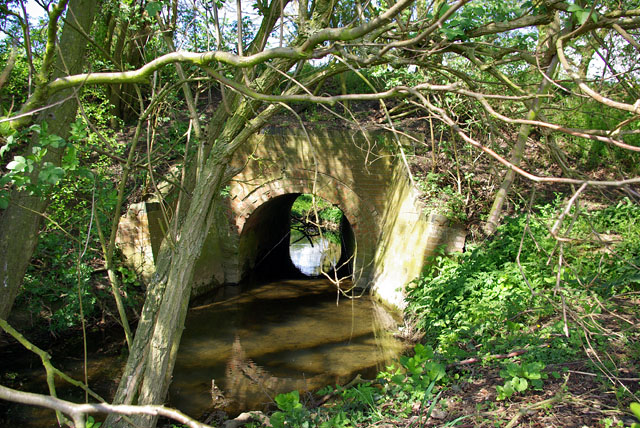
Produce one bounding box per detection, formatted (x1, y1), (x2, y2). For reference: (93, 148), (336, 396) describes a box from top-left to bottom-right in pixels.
(117, 128), (466, 308)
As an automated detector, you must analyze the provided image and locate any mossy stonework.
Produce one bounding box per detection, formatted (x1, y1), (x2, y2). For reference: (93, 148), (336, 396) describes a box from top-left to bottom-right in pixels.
(117, 128), (466, 308)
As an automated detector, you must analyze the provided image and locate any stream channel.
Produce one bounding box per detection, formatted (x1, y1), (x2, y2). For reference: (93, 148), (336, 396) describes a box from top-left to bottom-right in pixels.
(1, 235), (406, 425)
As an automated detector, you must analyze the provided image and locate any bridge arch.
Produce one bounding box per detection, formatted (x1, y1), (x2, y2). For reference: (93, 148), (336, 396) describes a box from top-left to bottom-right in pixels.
(117, 128), (467, 309)
(233, 176), (376, 283)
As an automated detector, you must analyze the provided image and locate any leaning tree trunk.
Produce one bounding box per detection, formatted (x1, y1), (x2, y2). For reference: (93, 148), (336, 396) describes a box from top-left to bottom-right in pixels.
(103, 0), (412, 423)
(483, 55), (560, 236)
(0, 0), (98, 321)
(104, 100), (282, 428)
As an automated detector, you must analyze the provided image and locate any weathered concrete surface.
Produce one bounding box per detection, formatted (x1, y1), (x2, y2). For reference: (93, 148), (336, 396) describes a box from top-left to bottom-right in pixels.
(115, 202), (156, 282)
(371, 164), (467, 308)
(117, 127), (466, 308)
(227, 128), (385, 288)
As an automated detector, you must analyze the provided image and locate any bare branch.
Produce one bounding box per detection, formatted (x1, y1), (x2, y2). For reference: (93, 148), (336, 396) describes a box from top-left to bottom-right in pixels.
(0, 384), (214, 428)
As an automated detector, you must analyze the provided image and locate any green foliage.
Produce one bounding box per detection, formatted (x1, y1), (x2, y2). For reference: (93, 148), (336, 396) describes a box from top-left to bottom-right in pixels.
(0, 45), (39, 111)
(18, 232), (98, 332)
(371, 65), (426, 89)
(290, 194), (343, 225)
(270, 391), (310, 428)
(86, 416), (102, 428)
(496, 361), (547, 400)
(376, 343), (446, 416)
(14, 152), (138, 332)
(406, 196), (640, 362)
(600, 404), (640, 428)
(0, 120), (91, 209)
(558, 98), (640, 174)
(567, 4), (598, 25)
(264, 344), (447, 427)
(415, 172), (466, 222)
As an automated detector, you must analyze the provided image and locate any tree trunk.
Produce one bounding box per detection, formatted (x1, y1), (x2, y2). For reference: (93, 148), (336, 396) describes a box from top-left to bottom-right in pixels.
(483, 55), (559, 236)
(104, 101), (281, 428)
(0, 0), (98, 321)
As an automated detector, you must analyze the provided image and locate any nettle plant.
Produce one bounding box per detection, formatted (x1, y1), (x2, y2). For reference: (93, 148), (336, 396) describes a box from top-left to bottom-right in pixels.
(496, 361), (547, 401)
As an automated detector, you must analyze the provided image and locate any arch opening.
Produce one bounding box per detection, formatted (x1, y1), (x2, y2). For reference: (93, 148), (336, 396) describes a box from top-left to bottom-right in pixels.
(289, 194), (353, 278)
(237, 193), (355, 281)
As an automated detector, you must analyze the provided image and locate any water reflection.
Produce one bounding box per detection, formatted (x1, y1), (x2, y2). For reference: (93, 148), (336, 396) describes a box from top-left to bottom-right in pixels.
(170, 279), (405, 417)
(289, 231), (341, 276)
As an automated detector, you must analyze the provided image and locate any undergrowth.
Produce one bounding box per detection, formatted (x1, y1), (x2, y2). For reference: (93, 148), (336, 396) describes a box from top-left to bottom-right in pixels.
(405, 196), (640, 364)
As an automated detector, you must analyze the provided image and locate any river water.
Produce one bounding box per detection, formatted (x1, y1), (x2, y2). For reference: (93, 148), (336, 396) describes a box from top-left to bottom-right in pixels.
(289, 232), (341, 276)
(1, 236), (406, 425)
(171, 279), (405, 417)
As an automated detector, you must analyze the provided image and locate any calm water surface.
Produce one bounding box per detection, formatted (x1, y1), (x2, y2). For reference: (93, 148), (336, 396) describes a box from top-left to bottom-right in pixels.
(171, 278), (405, 417)
(1, 236), (405, 424)
(289, 233), (341, 276)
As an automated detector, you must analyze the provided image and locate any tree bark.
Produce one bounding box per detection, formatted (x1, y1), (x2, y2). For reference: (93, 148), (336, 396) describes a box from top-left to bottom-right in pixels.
(0, 42), (18, 92)
(483, 56), (560, 235)
(104, 101), (282, 428)
(0, 0), (98, 321)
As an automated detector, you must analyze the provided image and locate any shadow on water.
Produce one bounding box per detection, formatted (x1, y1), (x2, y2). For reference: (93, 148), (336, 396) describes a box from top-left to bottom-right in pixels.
(170, 278), (406, 418)
(0, 282), (406, 424)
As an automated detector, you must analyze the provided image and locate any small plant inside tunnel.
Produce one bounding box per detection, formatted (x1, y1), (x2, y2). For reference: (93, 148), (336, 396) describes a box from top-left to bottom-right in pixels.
(289, 194), (344, 277)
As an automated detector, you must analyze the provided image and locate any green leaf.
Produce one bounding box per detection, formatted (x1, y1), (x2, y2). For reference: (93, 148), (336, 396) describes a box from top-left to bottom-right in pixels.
(575, 10), (589, 25)
(86, 416), (102, 428)
(275, 390), (300, 412)
(567, 5), (596, 25)
(0, 193), (8, 210)
(631, 402), (640, 420)
(29, 123), (42, 134)
(145, 1), (163, 16)
(7, 155), (27, 172)
(0, 135), (14, 157)
(496, 381), (515, 400)
(270, 411), (286, 428)
(0, 117), (12, 136)
(441, 27), (466, 40)
(62, 146), (79, 170)
(438, 2), (451, 18)
(425, 361), (446, 382)
(77, 168), (94, 180)
(512, 376), (528, 393)
(39, 163), (66, 185)
(39, 131), (66, 148)
(69, 119), (87, 142)
(391, 374), (405, 384)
